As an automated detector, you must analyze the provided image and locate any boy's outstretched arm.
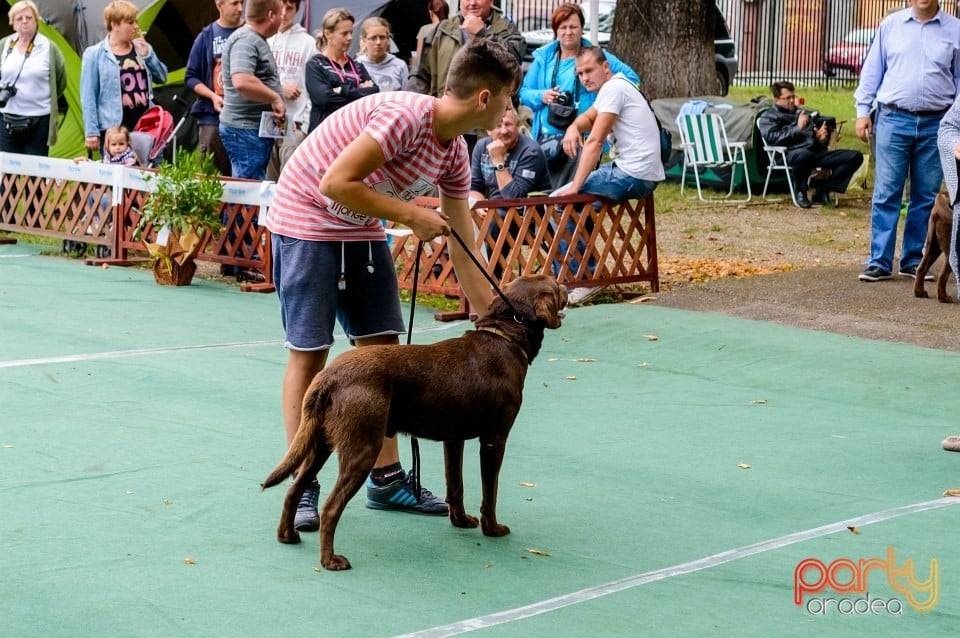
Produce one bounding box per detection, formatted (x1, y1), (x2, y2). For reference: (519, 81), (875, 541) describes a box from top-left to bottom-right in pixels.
(320, 132), (450, 240)
(442, 194), (494, 313)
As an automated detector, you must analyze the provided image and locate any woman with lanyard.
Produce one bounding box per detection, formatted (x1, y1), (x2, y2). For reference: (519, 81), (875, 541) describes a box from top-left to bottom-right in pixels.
(519, 3), (637, 187)
(80, 0), (167, 156)
(0, 1), (65, 156)
(305, 8), (379, 133)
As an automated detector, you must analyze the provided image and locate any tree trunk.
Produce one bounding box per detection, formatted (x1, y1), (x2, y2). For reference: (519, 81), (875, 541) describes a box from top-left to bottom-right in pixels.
(608, 0), (717, 99)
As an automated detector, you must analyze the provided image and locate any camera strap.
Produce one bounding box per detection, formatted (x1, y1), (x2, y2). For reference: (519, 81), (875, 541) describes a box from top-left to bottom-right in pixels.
(0, 35), (35, 90)
(550, 48), (580, 106)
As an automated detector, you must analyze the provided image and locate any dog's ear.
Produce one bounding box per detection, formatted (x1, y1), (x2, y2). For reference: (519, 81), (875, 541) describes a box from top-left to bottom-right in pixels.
(532, 278), (565, 329)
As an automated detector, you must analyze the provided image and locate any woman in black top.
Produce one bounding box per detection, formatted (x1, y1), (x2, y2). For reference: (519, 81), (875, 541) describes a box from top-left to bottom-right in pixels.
(306, 8), (379, 132)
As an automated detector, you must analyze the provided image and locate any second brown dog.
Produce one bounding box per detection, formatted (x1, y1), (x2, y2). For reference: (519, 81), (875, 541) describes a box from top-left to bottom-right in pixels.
(914, 191), (955, 303)
(262, 274), (567, 571)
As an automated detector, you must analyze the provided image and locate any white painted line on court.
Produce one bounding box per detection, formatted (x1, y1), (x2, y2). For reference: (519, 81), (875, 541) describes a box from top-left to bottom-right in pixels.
(0, 322), (468, 369)
(0, 340), (283, 368)
(396, 497), (960, 638)
(0, 253), (34, 258)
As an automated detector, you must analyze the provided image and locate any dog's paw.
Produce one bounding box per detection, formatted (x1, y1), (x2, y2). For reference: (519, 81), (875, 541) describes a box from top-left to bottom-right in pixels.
(481, 521), (511, 537)
(938, 295), (955, 304)
(277, 528), (301, 544)
(321, 554), (352, 571)
(450, 511), (479, 529)
(915, 289), (930, 299)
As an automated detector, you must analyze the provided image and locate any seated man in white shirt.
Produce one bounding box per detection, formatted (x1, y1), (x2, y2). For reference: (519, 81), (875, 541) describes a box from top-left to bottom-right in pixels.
(553, 46), (664, 304)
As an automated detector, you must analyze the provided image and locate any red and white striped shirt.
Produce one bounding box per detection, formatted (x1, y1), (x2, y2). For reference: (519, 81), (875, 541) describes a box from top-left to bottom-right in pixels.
(266, 92), (470, 241)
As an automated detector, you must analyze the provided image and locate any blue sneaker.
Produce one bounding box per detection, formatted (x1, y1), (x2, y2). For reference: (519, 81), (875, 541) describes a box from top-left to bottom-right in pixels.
(293, 480), (320, 532)
(365, 471), (448, 515)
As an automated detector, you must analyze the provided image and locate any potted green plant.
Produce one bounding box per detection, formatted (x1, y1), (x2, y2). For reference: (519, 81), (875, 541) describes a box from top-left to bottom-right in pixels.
(136, 152), (224, 286)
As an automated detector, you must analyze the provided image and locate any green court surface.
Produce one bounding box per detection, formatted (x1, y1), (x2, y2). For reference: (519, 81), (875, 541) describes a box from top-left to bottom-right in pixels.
(2, 242), (959, 637)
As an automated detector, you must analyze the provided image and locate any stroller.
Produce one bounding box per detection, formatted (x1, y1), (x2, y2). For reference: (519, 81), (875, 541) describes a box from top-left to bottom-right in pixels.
(130, 105), (180, 167)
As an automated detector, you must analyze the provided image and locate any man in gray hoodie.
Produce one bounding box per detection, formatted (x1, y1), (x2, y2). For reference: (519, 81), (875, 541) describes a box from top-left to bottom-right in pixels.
(267, 0), (316, 180)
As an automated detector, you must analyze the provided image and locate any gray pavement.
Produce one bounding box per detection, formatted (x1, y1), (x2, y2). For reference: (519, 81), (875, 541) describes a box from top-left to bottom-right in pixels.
(648, 265), (958, 352)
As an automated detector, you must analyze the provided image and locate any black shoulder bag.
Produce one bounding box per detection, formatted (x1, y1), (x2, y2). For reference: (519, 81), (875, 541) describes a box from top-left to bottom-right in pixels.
(546, 50), (580, 130)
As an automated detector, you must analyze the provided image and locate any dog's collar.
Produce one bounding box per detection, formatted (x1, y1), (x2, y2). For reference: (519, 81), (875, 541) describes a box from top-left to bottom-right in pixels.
(476, 326), (529, 363)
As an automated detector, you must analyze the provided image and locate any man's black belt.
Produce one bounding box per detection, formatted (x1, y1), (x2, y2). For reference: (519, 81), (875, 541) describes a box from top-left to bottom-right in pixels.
(881, 103), (948, 117)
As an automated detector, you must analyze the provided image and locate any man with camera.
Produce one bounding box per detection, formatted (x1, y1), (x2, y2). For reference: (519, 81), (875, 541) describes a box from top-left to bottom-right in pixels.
(758, 81), (863, 209)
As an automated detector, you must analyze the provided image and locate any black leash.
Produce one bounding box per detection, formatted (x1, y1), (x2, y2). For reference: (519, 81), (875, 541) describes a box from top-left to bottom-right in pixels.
(447, 226), (527, 323)
(407, 240), (424, 498)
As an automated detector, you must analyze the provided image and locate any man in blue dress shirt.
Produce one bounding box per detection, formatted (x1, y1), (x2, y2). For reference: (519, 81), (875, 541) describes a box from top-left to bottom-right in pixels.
(854, 0), (960, 282)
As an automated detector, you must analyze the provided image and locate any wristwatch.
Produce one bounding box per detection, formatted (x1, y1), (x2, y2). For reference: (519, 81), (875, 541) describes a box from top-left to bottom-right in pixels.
(493, 162), (507, 172)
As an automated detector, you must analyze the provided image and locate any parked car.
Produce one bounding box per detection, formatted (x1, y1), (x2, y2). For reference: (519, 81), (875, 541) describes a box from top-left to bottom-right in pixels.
(520, 1), (739, 96)
(823, 28), (874, 76)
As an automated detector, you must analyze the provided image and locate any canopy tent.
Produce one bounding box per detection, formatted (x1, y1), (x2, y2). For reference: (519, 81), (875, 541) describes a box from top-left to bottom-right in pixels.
(1, 0), (217, 158)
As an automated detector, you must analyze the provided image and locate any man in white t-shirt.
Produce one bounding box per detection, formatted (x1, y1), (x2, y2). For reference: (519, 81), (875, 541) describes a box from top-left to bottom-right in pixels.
(554, 45), (664, 304)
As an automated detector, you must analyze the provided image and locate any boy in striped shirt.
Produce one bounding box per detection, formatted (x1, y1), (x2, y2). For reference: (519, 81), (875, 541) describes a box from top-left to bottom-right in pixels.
(266, 39), (520, 529)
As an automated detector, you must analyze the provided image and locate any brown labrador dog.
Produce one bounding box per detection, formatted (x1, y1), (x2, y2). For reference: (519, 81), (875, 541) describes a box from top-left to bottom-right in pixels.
(262, 274), (567, 570)
(914, 192), (955, 303)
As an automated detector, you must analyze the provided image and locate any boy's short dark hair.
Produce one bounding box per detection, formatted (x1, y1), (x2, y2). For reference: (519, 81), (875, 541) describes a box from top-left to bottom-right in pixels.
(444, 39), (520, 100)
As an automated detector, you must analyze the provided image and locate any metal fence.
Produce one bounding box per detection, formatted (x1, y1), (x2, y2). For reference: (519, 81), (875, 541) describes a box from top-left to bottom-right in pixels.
(501, 0), (960, 88)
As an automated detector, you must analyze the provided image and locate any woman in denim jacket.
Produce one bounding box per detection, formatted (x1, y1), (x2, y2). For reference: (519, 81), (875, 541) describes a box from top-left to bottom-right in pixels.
(80, 0), (167, 156)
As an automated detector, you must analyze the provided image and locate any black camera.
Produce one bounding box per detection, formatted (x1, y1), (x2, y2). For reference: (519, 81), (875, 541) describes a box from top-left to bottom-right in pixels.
(0, 83), (17, 108)
(805, 110), (837, 132)
(555, 90), (573, 107)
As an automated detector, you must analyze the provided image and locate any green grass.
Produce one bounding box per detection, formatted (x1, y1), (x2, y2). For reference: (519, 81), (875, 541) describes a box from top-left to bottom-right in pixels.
(1, 231), (60, 248)
(399, 289), (461, 312)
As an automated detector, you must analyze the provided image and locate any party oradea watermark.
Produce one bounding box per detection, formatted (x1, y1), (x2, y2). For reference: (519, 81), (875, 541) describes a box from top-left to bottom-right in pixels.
(794, 546), (937, 615)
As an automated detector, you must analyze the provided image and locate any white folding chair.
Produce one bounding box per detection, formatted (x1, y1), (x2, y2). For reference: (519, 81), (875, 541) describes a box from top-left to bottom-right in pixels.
(756, 118), (799, 206)
(677, 112), (751, 202)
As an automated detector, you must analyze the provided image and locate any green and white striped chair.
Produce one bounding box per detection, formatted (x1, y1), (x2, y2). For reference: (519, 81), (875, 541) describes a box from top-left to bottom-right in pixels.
(677, 112), (752, 202)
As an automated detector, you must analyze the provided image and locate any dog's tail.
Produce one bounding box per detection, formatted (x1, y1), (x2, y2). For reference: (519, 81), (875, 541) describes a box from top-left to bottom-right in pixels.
(261, 379), (332, 490)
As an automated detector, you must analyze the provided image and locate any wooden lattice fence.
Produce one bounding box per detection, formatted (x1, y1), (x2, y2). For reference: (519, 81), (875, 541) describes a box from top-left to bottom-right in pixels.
(0, 154), (658, 314)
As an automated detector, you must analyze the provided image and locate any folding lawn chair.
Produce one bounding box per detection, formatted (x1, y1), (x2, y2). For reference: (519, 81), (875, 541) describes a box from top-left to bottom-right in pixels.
(677, 112), (751, 202)
(756, 118), (800, 206)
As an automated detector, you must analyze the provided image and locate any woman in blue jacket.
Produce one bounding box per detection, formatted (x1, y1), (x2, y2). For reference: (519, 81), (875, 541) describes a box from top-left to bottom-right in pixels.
(519, 2), (637, 183)
(80, 0), (167, 156)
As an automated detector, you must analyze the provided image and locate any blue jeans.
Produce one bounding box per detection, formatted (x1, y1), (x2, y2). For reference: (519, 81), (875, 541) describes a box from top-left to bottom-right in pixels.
(868, 106), (943, 272)
(552, 163), (658, 277)
(218, 125), (273, 180)
(218, 125), (273, 261)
